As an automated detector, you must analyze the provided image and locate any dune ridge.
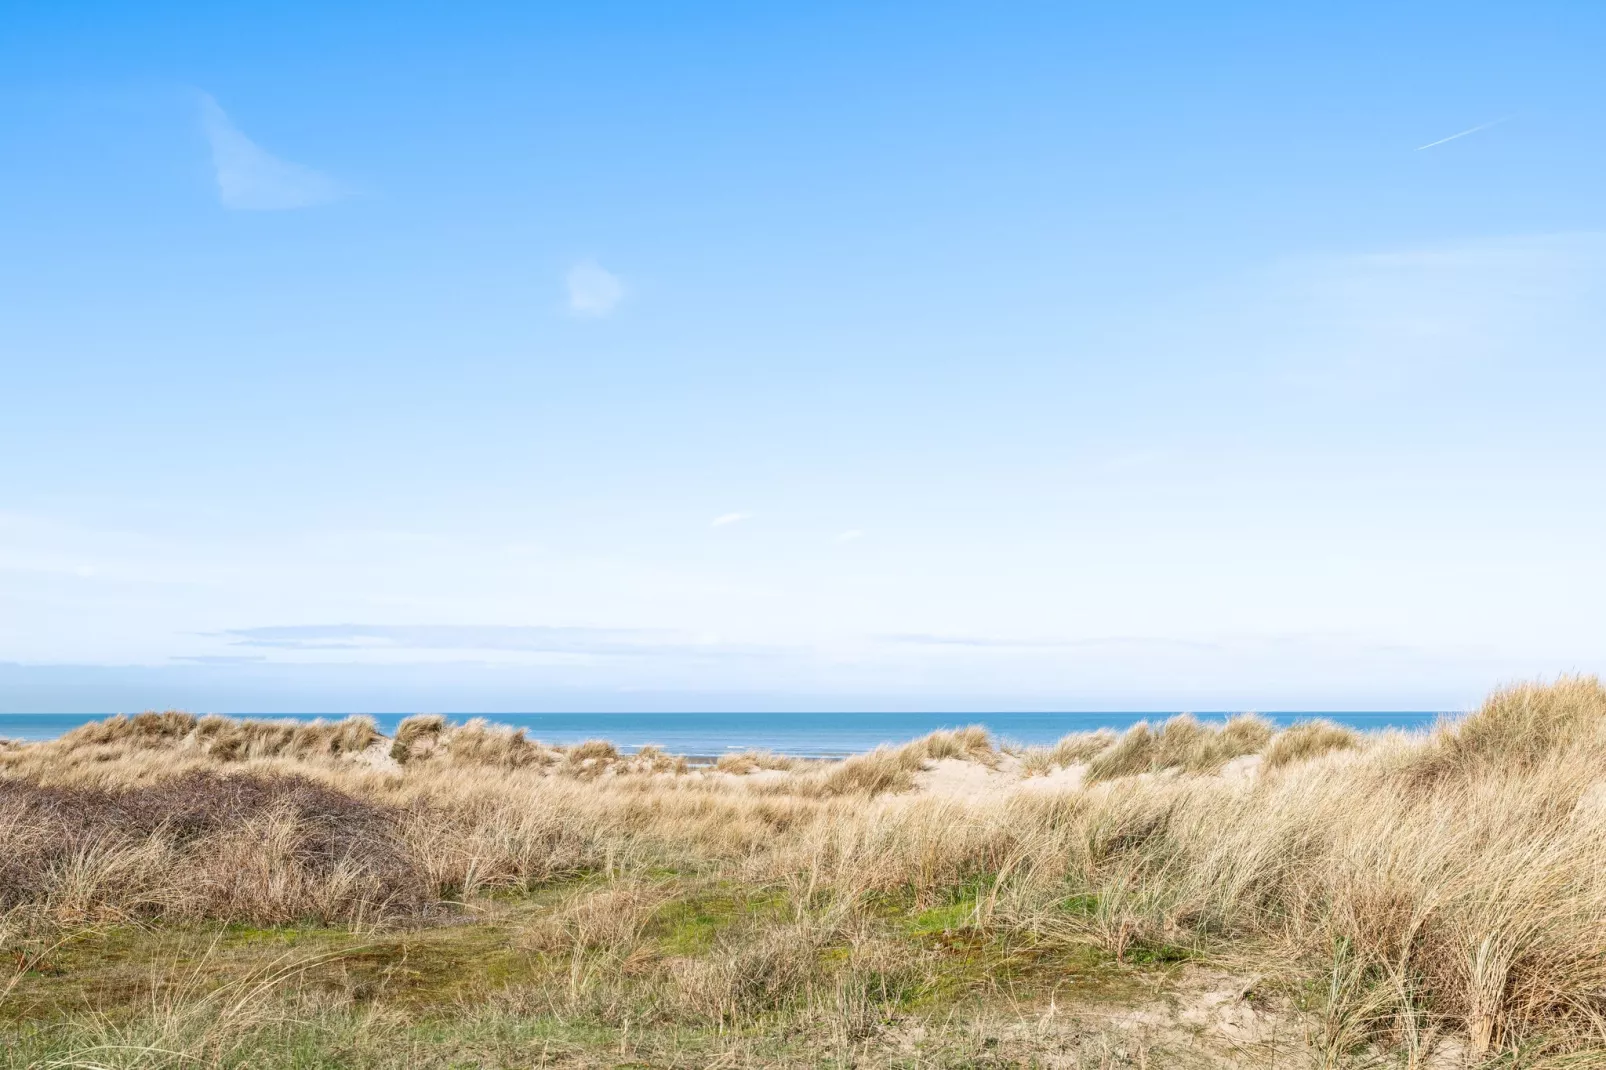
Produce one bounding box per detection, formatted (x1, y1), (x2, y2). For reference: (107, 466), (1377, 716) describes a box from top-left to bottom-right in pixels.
(2, 678), (1604, 1066)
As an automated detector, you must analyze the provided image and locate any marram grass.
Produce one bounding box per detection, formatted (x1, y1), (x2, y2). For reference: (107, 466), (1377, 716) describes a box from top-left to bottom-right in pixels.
(3, 678), (1606, 1067)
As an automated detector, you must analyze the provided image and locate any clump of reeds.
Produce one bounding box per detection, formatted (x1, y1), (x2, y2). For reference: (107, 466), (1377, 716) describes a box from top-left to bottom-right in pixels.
(196, 715), (381, 762)
(1262, 718), (1359, 769)
(389, 714), (445, 763)
(624, 745), (690, 775)
(443, 718), (556, 768)
(59, 709), (198, 747)
(52, 711), (381, 765)
(1021, 728), (1118, 775)
(563, 739), (621, 780)
(390, 716), (578, 770)
(810, 727), (996, 797)
(1439, 674), (1606, 770)
(715, 750), (798, 775)
(919, 725), (995, 763)
(1084, 714), (1273, 783)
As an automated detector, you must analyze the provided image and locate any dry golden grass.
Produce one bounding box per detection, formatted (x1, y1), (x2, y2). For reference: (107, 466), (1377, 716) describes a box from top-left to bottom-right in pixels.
(388, 712), (445, 763)
(4, 679), (1606, 1064)
(518, 881), (675, 957)
(1440, 675), (1606, 770)
(1262, 717), (1360, 769)
(714, 749), (799, 774)
(803, 726), (997, 796)
(1021, 727), (1118, 775)
(60, 710), (383, 763)
(1084, 712), (1274, 782)
(626, 743), (692, 775)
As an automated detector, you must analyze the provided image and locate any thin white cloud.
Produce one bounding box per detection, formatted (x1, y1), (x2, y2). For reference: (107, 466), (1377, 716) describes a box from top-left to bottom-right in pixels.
(566, 261), (625, 317)
(222, 624), (693, 656)
(198, 93), (342, 210)
(1174, 233), (1606, 394)
(710, 512), (752, 528)
(833, 529), (863, 544)
(1415, 117), (1507, 151)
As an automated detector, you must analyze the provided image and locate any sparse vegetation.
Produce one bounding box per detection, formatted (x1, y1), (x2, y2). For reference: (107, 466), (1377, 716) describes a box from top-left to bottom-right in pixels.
(1021, 727), (1119, 775)
(808, 726), (998, 797)
(3, 678), (1605, 1066)
(715, 749), (799, 774)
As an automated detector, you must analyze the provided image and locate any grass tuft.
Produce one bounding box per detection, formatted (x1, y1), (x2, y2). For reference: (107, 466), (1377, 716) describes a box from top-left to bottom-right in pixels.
(1263, 718), (1360, 770)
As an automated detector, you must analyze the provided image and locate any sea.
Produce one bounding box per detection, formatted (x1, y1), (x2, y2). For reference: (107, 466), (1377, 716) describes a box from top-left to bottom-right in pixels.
(0, 710), (1444, 758)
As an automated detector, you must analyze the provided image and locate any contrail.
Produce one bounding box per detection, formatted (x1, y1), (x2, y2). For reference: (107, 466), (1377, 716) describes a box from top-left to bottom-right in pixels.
(1415, 117), (1508, 151)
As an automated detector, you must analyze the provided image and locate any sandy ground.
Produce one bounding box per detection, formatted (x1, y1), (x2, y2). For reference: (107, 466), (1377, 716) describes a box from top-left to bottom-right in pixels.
(915, 754), (1087, 798)
(911, 753), (1260, 799)
(318, 734), (1266, 800)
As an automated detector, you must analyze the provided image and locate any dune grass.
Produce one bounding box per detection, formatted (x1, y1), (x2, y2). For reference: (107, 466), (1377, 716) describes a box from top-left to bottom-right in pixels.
(4, 679), (1606, 1066)
(1262, 717), (1360, 770)
(714, 749), (800, 774)
(1083, 713), (1275, 782)
(1020, 727), (1118, 776)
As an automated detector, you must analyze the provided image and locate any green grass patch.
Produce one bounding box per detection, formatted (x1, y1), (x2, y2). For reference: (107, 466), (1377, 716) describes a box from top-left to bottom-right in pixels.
(1057, 891), (1102, 916)
(1124, 939), (1201, 966)
(907, 901), (980, 935)
(646, 885), (791, 956)
(651, 896), (741, 955)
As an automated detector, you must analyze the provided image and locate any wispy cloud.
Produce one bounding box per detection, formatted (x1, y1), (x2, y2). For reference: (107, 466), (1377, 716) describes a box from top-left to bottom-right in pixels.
(566, 261), (625, 317)
(1172, 232), (1606, 394)
(885, 633), (1220, 653)
(832, 529), (863, 544)
(198, 93), (342, 210)
(224, 624), (701, 656)
(170, 654), (268, 664)
(214, 624), (783, 664)
(1415, 117), (1507, 151)
(710, 512), (752, 528)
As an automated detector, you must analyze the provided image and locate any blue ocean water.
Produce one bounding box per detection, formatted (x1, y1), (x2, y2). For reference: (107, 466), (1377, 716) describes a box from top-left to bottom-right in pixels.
(0, 710), (1443, 757)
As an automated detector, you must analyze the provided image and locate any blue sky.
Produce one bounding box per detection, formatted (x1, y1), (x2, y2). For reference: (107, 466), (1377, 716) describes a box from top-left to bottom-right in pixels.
(3, 2), (1605, 712)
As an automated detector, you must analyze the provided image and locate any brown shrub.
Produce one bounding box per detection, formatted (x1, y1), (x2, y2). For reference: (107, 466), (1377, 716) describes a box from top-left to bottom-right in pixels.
(0, 771), (429, 924)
